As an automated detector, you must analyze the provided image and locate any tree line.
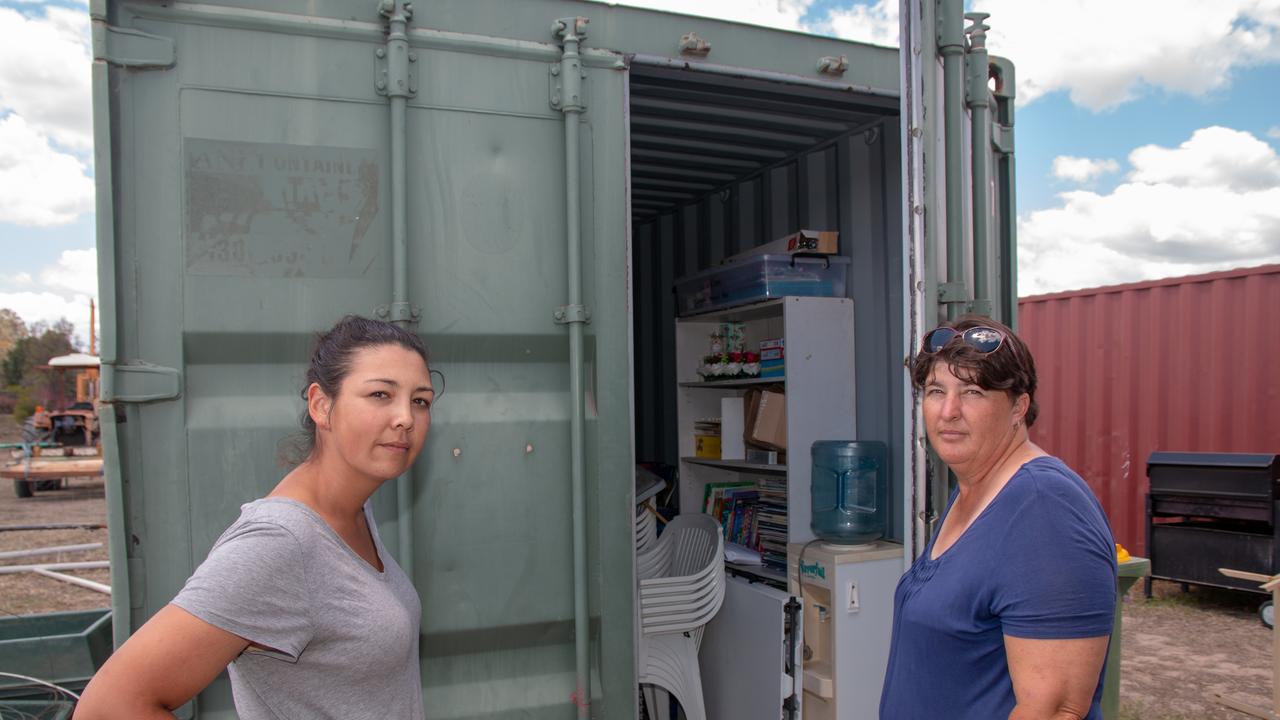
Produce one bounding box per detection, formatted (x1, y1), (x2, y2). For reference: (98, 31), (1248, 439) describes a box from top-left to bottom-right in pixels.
(0, 308), (79, 420)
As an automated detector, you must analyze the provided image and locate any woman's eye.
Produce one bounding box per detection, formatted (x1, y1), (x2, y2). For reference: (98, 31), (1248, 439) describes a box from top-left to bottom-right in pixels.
(963, 388), (983, 396)
(414, 397), (432, 408)
(370, 391), (389, 399)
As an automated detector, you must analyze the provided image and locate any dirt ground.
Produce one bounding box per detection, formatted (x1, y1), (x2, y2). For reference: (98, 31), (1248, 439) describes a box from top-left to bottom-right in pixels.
(0, 414), (110, 617)
(1, 418), (1274, 718)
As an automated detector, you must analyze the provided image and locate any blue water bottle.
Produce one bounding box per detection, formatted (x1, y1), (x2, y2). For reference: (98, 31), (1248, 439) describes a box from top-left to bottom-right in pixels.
(810, 441), (888, 544)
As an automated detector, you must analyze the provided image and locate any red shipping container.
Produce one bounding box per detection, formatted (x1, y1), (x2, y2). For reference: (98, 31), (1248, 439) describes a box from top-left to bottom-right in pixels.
(1018, 264), (1280, 555)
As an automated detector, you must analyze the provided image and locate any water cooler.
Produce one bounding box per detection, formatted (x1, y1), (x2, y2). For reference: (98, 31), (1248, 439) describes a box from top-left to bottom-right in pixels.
(791, 441), (902, 719)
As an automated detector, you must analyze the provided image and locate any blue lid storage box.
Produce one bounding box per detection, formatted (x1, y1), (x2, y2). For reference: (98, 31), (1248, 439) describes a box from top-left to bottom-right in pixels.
(675, 254), (850, 316)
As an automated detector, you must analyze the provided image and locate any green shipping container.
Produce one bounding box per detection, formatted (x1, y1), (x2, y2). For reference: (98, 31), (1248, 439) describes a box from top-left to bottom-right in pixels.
(90, 0), (1016, 716)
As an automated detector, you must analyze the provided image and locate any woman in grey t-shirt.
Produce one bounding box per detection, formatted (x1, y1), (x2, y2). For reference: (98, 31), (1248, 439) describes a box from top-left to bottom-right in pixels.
(76, 316), (435, 720)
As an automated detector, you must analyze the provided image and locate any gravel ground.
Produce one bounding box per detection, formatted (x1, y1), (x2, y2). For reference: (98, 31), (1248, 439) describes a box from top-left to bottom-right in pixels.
(0, 415), (110, 617)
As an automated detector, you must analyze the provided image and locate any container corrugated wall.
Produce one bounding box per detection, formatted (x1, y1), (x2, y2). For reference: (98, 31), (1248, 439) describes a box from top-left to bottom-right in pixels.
(1019, 264), (1280, 554)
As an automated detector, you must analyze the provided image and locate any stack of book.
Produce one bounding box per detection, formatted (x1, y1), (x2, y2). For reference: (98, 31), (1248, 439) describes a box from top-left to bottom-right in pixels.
(759, 338), (784, 379)
(702, 477), (788, 571)
(694, 417), (722, 458)
(755, 476), (789, 571)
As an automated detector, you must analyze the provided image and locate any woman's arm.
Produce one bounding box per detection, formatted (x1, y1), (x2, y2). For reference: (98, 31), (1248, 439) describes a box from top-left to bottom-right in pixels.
(73, 605), (250, 720)
(1005, 634), (1109, 720)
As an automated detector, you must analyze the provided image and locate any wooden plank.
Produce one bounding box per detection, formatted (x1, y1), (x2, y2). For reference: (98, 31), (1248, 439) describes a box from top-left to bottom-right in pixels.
(1219, 567), (1274, 584)
(0, 458), (104, 480)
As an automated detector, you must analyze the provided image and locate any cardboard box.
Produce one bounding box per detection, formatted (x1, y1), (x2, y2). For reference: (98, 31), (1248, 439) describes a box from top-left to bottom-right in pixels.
(784, 229), (838, 254)
(720, 397), (746, 460)
(694, 434), (722, 459)
(733, 230), (839, 259)
(760, 347), (784, 361)
(746, 389), (786, 450)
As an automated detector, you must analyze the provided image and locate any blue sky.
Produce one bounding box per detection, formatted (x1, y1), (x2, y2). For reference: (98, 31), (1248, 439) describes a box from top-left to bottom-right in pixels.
(2, 0), (1279, 344)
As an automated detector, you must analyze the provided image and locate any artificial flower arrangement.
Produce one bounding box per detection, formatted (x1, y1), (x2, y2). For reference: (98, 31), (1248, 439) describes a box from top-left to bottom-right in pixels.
(697, 322), (761, 379)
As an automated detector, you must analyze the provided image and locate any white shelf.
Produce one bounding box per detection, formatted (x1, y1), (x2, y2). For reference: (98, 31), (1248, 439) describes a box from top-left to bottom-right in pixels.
(678, 377), (784, 389)
(725, 561), (788, 588)
(677, 298), (785, 323)
(681, 457), (787, 474)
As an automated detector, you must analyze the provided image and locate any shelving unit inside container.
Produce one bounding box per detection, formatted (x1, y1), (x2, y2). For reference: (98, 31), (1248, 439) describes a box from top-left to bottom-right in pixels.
(674, 296), (856, 587)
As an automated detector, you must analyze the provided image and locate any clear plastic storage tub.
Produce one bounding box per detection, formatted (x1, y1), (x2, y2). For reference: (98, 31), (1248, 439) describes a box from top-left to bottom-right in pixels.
(674, 254), (850, 316)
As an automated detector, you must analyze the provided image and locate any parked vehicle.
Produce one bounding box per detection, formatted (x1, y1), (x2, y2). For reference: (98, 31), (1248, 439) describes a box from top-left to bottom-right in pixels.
(91, 0), (1013, 715)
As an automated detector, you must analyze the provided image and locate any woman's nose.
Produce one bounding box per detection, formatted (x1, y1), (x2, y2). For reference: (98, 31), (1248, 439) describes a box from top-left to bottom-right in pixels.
(939, 392), (961, 418)
(392, 402), (414, 430)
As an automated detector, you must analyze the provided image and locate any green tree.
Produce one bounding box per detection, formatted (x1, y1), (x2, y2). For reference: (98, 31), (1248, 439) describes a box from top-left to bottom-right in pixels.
(6, 318), (78, 419)
(0, 308), (24, 360)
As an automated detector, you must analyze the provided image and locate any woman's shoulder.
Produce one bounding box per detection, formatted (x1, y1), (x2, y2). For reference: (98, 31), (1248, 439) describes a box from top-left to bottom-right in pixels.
(993, 456), (1105, 517)
(215, 498), (328, 549)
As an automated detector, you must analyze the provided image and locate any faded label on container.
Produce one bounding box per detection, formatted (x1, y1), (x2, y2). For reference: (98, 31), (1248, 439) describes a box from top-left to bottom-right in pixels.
(184, 139), (380, 277)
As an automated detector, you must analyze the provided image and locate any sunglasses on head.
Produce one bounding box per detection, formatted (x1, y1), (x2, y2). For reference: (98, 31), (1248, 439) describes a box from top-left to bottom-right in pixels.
(921, 326), (1005, 354)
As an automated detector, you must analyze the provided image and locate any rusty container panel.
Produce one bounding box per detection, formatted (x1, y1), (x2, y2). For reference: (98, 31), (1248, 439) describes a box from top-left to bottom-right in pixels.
(1019, 264), (1280, 555)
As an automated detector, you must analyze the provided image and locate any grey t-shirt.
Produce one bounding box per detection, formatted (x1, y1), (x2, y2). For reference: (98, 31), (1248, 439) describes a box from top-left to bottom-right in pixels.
(172, 498), (423, 719)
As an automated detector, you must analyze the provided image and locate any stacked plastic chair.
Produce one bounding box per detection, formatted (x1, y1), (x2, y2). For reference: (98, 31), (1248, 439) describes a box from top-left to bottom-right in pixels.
(637, 513), (726, 720)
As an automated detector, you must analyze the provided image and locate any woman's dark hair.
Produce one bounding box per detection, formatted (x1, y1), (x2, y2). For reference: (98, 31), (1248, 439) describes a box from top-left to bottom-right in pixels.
(279, 315), (431, 466)
(909, 315), (1039, 427)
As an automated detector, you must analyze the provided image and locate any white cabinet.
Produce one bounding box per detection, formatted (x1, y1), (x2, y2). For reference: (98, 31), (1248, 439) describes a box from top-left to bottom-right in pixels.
(676, 296), (857, 719)
(788, 542), (902, 719)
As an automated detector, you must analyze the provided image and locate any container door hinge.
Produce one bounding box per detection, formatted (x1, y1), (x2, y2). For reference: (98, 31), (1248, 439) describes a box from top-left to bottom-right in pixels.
(937, 281), (969, 304)
(993, 123), (1014, 154)
(968, 298), (993, 316)
(92, 23), (176, 69)
(375, 303), (422, 323)
(553, 304), (590, 325)
(375, 46), (418, 97)
(102, 362), (182, 404)
(376, 0), (417, 97)
(550, 17), (589, 112)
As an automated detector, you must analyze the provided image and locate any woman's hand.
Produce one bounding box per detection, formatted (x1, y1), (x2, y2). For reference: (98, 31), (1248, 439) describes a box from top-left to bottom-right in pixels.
(73, 605), (250, 719)
(1005, 634), (1110, 720)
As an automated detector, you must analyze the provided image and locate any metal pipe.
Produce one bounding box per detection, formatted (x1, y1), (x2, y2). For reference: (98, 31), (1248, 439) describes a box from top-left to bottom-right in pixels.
(0, 543), (102, 560)
(900, 0), (930, 561)
(629, 53), (899, 97)
(989, 55), (1018, 327)
(381, 0), (416, 585)
(0, 561), (110, 575)
(965, 13), (992, 317)
(123, 3), (622, 68)
(89, 4), (131, 649)
(938, 0), (968, 320)
(33, 568), (113, 595)
(554, 16), (592, 718)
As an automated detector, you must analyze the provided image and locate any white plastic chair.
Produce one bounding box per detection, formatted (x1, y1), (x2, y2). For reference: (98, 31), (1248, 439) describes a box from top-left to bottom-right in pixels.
(637, 513), (726, 720)
(636, 502), (659, 559)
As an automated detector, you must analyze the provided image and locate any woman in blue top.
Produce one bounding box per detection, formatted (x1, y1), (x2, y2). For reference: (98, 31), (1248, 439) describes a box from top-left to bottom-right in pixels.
(880, 316), (1116, 719)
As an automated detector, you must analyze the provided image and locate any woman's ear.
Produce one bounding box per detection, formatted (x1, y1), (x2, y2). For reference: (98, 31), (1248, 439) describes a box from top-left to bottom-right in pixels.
(1012, 392), (1030, 426)
(306, 383), (332, 431)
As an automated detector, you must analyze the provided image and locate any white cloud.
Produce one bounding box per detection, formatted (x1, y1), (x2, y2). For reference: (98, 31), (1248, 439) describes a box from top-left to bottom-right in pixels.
(0, 113), (95, 226)
(603, 0), (810, 31)
(1052, 156), (1120, 183)
(1020, 127), (1280, 295)
(0, 248), (98, 348)
(972, 0), (1280, 109)
(39, 248), (98, 298)
(815, 0), (898, 48)
(0, 5), (92, 151)
(0, 291), (95, 349)
(1129, 126), (1280, 191)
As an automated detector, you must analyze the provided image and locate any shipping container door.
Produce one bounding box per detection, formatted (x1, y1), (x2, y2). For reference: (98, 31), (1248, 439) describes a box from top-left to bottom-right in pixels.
(93, 2), (635, 717)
